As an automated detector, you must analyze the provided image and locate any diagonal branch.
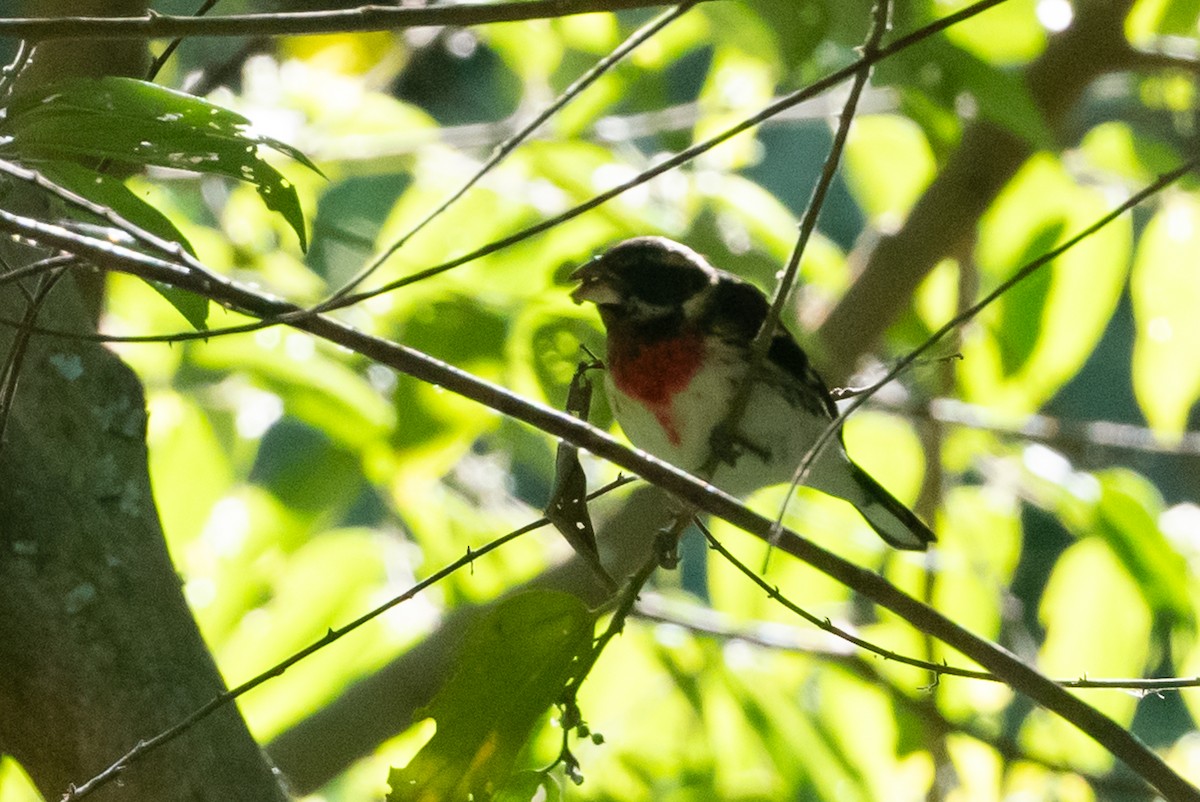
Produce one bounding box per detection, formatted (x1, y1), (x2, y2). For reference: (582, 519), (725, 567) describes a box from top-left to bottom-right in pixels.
(0, 182), (1195, 799)
(0, 0), (714, 41)
(816, 0), (1139, 380)
(325, 0), (700, 305)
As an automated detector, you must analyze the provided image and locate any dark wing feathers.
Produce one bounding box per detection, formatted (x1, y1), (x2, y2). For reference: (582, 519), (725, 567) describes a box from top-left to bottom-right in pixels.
(704, 274), (837, 418)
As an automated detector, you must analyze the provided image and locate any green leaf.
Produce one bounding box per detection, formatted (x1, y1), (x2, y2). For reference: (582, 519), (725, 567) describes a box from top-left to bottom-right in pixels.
(1023, 538), (1151, 770)
(33, 161), (208, 329)
(1091, 469), (1194, 631)
(190, 333), (394, 452)
(0, 77), (319, 250)
(941, 0), (1045, 63)
(961, 155), (1131, 412)
(843, 115), (936, 223)
(1131, 194), (1200, 436)
(993, 220), (1063, 376)
(1128, 0), (1200, 41)
(387, 591), (596, 802)
(876, 37), (1054, 150)
(493, 771), (558, 802)
(1079, 122), (1183, 184)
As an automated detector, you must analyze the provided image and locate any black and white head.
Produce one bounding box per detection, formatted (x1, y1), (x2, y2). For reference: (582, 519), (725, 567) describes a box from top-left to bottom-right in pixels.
(570, 237), (719, 328)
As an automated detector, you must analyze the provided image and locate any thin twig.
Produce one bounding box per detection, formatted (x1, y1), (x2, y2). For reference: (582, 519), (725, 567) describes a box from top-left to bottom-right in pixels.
(61, 475), (634, 801)
(0, 253), (79, 290)
(145, 0), (222, 82)
(0, 0), (715, 41)
(5, 179), (1196, 799)
(698, 518), (993, 679)
(695, 0), (886, 507)
(0, 159), (220, 285)
(0, 265), (69, 454)
(323, 1), (699, 306)
(774, 158), (1200, 536)
(697, 523), (1200, 692)
(763, 0), (890, 360)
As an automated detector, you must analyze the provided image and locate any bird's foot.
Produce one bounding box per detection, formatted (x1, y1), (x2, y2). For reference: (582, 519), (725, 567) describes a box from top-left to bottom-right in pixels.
(653, 528), (680, 569)
(709, 422), (770, 465)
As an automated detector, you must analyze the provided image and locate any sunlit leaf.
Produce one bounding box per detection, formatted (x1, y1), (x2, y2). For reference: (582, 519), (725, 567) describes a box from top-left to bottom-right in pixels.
(31, 161), (209, 329)
(1128, 0), (1200, 42)
(556, 12), (619, 54)
(694, 47), (775, 170)
(941, 0), (1046, 63)
(876, 37), (1053, 150)
(0, 77), (320, 249)
(223, 528), (399, 740)
(145, 391), (232, 549)
(1091, 469), (1193, 630)
(961, 155), (1131, 412)
(843, 115), (936, 224)
(843, 410), (925, 506)
(1079, 122), (1182, 184)
(933, 486), (1021, 720)
(993, 221), (1063, 375)
(387, 591), (596, 801)
(484, 20), (564, 85)
(1131, 194), (1200, 436)
(190, 332), (395, 452)
(1022, 539), (1151, 770)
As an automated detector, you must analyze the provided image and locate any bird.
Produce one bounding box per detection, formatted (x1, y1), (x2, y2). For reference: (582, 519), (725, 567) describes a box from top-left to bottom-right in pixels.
(569, 236), (935, 550)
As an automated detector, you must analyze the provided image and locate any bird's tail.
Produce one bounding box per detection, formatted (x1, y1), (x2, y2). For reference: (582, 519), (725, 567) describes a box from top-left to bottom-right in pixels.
(846, 461), (935, 551)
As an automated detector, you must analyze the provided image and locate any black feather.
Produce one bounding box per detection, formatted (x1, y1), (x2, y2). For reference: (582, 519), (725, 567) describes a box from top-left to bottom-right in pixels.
(702, 274), (837, 419)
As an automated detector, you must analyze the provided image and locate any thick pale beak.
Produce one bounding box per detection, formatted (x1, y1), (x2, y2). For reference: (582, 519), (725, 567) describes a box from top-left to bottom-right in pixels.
(569, 262), (622, 306)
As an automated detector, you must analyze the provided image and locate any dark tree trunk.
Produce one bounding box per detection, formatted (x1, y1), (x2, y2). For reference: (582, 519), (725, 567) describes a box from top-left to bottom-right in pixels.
(0, 3), (289, 800)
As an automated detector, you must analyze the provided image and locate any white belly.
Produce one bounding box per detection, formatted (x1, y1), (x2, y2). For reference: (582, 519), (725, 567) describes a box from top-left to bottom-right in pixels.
(605, 348), (846, 499)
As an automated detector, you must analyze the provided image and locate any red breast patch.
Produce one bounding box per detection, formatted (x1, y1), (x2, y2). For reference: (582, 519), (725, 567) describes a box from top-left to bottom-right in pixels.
(608, 329), (705, 446)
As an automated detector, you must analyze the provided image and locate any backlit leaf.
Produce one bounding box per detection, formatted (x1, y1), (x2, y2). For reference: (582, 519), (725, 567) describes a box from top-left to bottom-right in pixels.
(0, 77), (319, 250)
(33, 161), (208, 329)
(387, 591), (595, 801)
(1022, 539), (1151, 770)
(1131, 194), (1200, 436)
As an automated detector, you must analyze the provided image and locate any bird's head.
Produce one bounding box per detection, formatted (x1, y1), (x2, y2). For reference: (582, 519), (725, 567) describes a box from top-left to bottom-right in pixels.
(570, 237), (717, 328)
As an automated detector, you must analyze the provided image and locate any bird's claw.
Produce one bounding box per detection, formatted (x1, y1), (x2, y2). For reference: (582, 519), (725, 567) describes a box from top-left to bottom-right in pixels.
(709, 422), (769, 465)
(653, 529), (680, 569)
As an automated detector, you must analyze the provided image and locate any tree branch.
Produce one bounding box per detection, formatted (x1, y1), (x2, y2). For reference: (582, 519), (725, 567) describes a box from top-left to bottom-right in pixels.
(0, 0), (714, 41)
(0, 192), (1194, 799)
(0, 4), (288, 802)
(816, 0), (1139, 381)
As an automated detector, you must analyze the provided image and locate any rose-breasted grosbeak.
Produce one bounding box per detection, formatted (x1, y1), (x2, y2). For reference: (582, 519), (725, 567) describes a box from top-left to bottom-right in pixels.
(570, 236), (935, 551)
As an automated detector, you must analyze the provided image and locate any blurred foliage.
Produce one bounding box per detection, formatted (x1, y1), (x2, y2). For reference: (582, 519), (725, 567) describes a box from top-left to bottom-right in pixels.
(4, 0), (1200, 800)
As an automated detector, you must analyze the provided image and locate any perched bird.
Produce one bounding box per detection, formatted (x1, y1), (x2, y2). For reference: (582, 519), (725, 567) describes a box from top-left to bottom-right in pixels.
(569, 236), (934, 550)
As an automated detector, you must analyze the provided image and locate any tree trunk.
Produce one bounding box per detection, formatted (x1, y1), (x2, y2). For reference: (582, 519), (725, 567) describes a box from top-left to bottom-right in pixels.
(0, 3), (289, 800)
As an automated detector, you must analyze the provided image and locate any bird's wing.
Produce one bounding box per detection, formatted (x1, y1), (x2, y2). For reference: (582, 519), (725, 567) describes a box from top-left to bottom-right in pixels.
(705, 275), (837, 419)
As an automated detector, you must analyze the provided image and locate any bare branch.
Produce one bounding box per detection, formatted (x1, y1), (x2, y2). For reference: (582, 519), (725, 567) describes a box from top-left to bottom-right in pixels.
(881, 396), (1200, 458)
(325, 0), (700, 305)
(0, 0), (714, 41)
(1, 181), (1195, 799)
